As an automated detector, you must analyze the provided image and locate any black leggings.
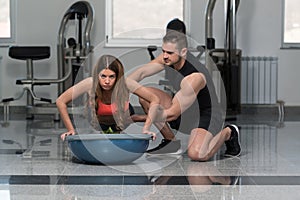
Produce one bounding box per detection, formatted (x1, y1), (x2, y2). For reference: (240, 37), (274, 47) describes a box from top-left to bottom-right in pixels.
(99, 103), (135, 132)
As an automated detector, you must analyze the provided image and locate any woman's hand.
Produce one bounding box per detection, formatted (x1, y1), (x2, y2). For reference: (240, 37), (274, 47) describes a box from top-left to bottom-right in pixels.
(60, 130), (76, 141)
(142, 129), (157, 140)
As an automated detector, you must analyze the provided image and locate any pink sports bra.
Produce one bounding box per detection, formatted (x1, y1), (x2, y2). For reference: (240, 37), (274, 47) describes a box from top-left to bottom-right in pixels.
(97, 100), (129, 116)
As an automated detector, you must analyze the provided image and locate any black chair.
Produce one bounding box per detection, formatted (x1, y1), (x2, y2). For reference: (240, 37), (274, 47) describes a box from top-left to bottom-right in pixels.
(2, 46), (52, 118)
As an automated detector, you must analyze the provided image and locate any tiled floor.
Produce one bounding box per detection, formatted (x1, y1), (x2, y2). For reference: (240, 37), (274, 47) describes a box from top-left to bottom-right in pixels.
(0, 113), (300, 199)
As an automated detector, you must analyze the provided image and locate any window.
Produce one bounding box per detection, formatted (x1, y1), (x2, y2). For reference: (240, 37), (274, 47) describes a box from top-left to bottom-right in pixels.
(0, 0), (16, 44)
(105, 0), (190, 47)
(282, 0), (300, 48)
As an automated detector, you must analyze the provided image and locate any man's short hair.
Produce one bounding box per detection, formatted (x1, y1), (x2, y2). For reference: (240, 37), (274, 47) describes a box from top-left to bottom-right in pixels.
(163, 30), (188, 51)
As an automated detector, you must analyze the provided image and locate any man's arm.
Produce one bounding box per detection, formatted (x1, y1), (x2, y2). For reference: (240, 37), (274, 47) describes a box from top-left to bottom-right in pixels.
(127, 54), (165, 82)
(164, 73), (207, 121)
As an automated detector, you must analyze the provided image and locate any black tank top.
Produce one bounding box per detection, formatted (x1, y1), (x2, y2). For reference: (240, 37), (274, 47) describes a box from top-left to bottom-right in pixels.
(165, 51), (220, 115)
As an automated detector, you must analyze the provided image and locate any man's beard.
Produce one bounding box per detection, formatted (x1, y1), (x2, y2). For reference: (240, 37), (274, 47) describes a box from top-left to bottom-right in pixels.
(164, 56), (182, 67)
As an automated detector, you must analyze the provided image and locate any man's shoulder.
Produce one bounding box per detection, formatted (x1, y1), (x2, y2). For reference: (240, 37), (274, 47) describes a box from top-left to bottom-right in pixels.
(183, 71), (205, 79)
(186, 51), (209, 73)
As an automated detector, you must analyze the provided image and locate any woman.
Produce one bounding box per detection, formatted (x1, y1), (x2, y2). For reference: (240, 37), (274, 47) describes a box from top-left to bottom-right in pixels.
(57, 54), (159, 140)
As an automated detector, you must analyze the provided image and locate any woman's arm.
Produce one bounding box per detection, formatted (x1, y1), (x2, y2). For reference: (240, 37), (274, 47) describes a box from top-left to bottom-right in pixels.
(126, 78), (161, 139)
(56, 77), (93, 140)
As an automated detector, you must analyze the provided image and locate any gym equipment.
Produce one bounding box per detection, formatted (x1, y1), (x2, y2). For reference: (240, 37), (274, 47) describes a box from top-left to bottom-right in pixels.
(2, 1), (94, 120)
(5, 46), (53, 119)
(147, 45), (157, 61)
(66, 133), (152, 165)
(2, 139), (25, 154)
(57, 0), (94, 95)
(22, 138), (52, 159)
(204, 0), (241, 116)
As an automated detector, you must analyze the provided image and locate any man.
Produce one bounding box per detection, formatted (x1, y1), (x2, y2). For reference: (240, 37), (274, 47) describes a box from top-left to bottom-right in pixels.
(166, 18), (186, 34)
(128, 30), (241, 161)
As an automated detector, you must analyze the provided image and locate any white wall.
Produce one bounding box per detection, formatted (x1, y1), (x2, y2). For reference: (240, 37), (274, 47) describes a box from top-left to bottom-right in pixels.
(0, 0), (299, 106)
(236, 0), (300, 106)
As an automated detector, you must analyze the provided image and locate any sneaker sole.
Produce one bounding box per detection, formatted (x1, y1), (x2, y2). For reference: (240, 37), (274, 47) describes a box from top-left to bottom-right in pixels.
(224, 124), (241, 157)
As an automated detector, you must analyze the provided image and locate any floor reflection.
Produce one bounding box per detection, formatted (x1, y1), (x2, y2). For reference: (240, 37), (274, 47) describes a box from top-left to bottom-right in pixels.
(0, 114), (300, 199)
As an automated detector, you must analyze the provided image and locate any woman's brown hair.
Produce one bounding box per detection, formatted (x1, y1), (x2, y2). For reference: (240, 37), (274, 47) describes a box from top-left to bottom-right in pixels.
(89, 55), (130, 130)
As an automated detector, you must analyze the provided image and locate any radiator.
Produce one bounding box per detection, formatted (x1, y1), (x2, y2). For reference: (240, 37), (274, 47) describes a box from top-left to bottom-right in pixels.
(241, 56), (278, 104)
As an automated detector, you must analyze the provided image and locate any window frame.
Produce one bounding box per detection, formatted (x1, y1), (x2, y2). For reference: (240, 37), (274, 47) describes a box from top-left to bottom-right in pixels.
(0, 0), (16, 45)
(105, 0), (191, 47)
(281, 0), (300, 49)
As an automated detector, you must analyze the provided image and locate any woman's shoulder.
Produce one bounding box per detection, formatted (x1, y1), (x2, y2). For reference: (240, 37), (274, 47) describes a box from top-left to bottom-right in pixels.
(78, 77), (93, 85)
(73, 77), (93, 91)
(85, 77), (93, 82)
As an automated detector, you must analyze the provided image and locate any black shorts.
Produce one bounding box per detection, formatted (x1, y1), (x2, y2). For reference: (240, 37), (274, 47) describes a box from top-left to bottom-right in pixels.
(169, 108), (223, 136)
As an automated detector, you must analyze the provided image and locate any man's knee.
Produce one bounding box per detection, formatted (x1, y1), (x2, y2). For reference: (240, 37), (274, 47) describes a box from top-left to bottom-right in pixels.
(188, 147), (210, 161)
(187, 129), (213, 161)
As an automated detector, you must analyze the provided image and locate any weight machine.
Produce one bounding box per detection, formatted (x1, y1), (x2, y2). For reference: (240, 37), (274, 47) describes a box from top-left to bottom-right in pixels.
(2, 1), (94, 120)
(205, 0), (242, 116)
